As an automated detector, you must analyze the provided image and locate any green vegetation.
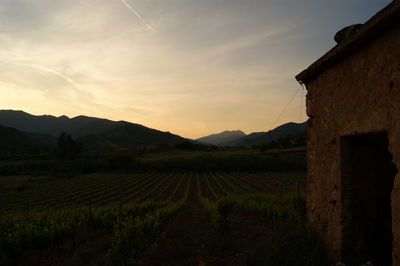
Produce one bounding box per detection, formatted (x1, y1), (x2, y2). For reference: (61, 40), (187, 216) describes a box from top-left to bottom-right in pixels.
(0, 146), (305, 175)
(0, 144), (333, 266)
(0, 172), (192, 265)
(200, 193), (331, 266)
(0, 201), (168, 265)
(106, 200), (185, 265)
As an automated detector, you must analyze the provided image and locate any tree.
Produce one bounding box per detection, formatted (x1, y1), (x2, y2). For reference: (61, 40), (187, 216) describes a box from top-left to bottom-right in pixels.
(56, 132), (82, 159)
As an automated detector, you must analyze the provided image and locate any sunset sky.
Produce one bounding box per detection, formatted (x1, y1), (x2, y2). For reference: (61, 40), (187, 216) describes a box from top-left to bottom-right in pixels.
(0, 0), (391, 138)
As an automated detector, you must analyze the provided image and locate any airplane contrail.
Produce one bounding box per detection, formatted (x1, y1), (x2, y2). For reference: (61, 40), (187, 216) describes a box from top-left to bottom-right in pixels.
(121, 0), (156, 33)
(31, 64), (80, 88)
(0, 58), (80, 88)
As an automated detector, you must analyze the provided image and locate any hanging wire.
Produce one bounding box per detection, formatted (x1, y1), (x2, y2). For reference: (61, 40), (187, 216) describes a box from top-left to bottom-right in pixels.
(269, 86), (302, 130)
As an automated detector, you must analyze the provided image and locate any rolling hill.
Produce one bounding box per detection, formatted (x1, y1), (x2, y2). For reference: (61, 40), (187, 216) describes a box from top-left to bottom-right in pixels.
(196, 130), (246, 146)
(77, 122), (186, 152)
(228, 122), (307, 147)
(0, 110), (186, 152)
(197, 122), (307, 147)
(0, 124), (51, 153)
(0, 110), (307, 152)
(0, 110), (119, 138)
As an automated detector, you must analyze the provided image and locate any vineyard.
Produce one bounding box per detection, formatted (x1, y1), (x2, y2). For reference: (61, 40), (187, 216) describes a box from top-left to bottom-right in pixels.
(0, 171), (330, 265)
(0, 172), (304, 212)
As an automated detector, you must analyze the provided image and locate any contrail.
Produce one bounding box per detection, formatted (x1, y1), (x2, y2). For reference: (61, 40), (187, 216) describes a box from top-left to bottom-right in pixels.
(0, 58), (80, 88)
(121, 0), (156, 33)
(31, 64), (80, 88)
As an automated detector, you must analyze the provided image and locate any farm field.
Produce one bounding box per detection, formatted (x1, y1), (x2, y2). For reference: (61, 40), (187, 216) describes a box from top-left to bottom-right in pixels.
(0, 171), (305, 211)
(0, 171), (330, 265)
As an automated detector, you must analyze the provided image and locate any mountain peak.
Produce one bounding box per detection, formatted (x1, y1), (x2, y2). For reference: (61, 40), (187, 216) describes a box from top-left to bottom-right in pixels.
(196, 130), (246, 146)
(221, 130), (245, 134)
(231, 121), (307, 147)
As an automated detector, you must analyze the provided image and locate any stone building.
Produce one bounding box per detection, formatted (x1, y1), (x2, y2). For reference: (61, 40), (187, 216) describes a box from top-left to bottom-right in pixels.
(295, 1), (400, 265)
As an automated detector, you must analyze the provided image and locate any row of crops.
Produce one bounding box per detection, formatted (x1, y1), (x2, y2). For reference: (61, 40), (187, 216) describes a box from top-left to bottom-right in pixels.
(0, 171), (307, 265)
(0, 171), (305, 212)
(0, 173), (193, 265)
(194, 173), (331, 266)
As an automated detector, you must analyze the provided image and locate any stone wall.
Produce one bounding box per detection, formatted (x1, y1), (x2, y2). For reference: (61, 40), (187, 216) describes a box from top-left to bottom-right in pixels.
(304, 25), (400, 264)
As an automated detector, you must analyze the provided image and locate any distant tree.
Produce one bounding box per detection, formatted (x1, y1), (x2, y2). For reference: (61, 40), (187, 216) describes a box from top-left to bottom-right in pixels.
(56, 132), (82, 159)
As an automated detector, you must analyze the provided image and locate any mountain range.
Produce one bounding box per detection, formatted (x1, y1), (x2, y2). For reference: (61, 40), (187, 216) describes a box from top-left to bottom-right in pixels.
(0, 110), (186, 153)
(196, 122), (307, 147)
(196, 130), (246, 146)
(0, 110), (307, 153)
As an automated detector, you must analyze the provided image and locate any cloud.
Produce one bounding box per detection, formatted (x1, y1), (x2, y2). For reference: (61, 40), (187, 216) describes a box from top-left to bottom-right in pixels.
(0, 0), (391, 138)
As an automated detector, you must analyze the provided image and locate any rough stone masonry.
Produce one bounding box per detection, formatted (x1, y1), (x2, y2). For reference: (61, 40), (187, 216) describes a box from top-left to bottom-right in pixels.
(296, 1), (400, 265)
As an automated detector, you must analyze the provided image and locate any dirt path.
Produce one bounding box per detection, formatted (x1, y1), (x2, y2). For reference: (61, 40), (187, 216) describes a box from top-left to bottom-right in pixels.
(139, 174), (220, 266)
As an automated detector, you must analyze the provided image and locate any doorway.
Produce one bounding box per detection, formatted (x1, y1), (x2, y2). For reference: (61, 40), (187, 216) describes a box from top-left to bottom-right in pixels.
(340, 132), (397, 265)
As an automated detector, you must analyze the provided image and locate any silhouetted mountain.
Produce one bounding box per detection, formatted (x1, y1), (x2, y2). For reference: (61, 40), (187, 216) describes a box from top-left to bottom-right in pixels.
(0, 110), (187, 152)
(258, 131), (306, 150)
(224, 122), (307, 147)
(196, 130), (246, 146)
(0, 110), (119, 137)
(77, 122), (185, 152)
(0, 124), (51, 153)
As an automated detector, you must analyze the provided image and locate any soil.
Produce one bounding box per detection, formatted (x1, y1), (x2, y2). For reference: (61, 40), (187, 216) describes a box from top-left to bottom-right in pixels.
(172, 174), (190, 200)
(18, 229), (113, 266)
(139, 175), (222, 266)
(158, 174), (181, 201)
(15, 172), (286, 266)
(198, 173), (216, 200)
(138, 174), (271, 266)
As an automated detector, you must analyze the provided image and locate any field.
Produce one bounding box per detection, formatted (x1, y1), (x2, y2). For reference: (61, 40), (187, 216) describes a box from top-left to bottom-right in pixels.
(0, 145), (331, 266)
(0, 169), (331, 266)
(0, 171), (304, 212)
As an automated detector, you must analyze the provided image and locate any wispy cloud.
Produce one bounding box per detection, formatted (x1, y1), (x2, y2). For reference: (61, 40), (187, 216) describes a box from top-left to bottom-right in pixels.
(121, 0), (156, 33)
(0, 0), (388, 138)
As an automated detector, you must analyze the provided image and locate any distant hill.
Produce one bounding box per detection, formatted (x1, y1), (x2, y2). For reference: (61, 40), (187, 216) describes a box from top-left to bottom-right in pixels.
(0, 124), (51, 153)
(0, 110), (119, 138)
(24, 132), (57, 146)
(196, 130), (246, 146)
(0, 110), (306, 152)
(77, 122), (185, 152)
(223, 122), (307, 147)
(0, 110), (186, 152)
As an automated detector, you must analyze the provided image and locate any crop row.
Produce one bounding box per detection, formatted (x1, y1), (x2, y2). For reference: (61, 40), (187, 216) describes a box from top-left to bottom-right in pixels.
(0, 200), (172, 265)
(196, 171), (305, 200)
(0, 171), (305, 212)
(0, 173), (195, 265)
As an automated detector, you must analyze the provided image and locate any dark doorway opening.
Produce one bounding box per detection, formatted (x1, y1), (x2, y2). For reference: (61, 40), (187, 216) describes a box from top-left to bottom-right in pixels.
(341, 132), (397, 266)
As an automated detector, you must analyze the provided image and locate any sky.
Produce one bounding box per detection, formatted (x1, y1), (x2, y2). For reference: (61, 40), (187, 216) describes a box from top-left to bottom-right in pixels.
(0, 0), (391, 139)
